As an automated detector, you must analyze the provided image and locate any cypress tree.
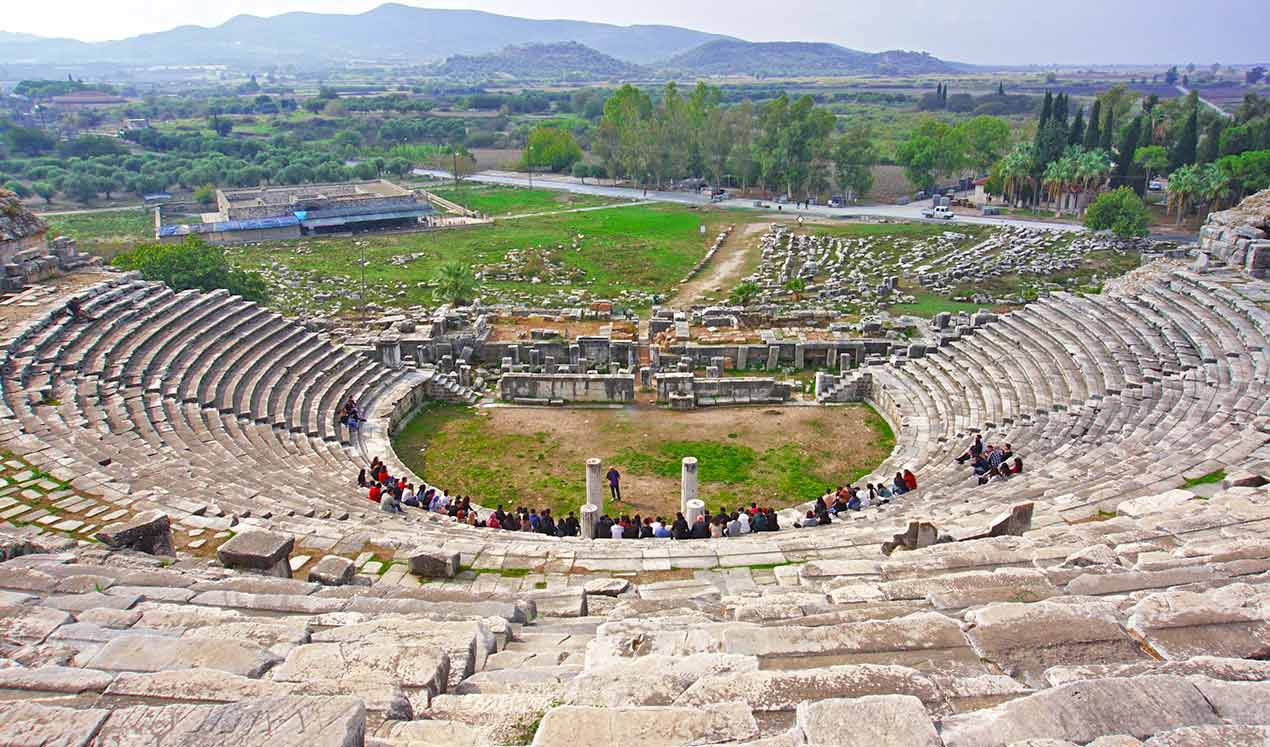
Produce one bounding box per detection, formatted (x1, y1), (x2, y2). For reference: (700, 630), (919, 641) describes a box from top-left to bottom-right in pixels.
(1069, 106), (1085, 147)
(1170, 98), (1199, 170)
(1115, 115), (1143, 188)
(1197, 119), (1224, 164)
(1099, 104), (1116, 152)
(1084, 100), (1102, 150)
(1037, 92), (1053, 133)
(997, 82), (1005, 96)
(1054, 93), (1069, 126)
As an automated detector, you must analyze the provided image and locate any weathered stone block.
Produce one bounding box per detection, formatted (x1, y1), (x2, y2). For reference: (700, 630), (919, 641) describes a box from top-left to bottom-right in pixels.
(308, 555), (355, 586)
(216, 530), (294, 578)
(404, 547), (460, 578)
(94, 510), (175, 556)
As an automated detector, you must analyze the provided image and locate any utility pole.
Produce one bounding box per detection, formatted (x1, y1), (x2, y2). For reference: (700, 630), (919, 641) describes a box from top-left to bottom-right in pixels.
(360, 242), (367, 320)
(452, 151), (459, 189)
(527, 145), (534, 190)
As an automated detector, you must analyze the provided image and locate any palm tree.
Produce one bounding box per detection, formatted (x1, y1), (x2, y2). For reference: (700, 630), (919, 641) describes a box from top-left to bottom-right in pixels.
(783, 277), (807, 301)
(729, 281), (760, 306)
(998, 144), (1034, 207)
(1167, 164), (1202, 226)
(1074, 148), (1113, 214)
(433, 262), (477, 306)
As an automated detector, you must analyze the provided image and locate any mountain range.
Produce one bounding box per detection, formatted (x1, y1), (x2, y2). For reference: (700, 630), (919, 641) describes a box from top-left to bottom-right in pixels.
(0, 4), (960, 79)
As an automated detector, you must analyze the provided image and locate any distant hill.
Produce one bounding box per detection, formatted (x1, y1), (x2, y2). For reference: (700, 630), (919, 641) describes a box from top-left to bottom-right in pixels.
(435, 42), (646, 82)
(0, 4), (729, 68)
(663, 40), (961, 77)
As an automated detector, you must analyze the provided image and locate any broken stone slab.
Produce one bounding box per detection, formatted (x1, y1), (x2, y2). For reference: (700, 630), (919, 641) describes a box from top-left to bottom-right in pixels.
(675, 664), (941, 712)
(964, 599), (1146, 687)
(1117, 489), (1197, 518)
(308, 555), (355, 586)
(583, 578), (632, 596)
(311, 618), (489, 692)
(937, 676), (1219, 747)
(182, 621), (310, 656)
(94, 510), (175, 556)
(402, 547), (460, 578)
(216, 530), (294, 578)
(521, 587), (588, 618)
(85, 635), (281, 678)
(1142, 724), (1270, 746)
(0, 664), (115, 693)
(530, 702), (759, 747)
(0, 604), (72, 643)
(1060, 544), (1121, 569)
(270, 641), (449, 697)
(1044, 656), (1270, 689)
(91, 696), (365, 747)
(383, 719), (482, 746)
(0, 701), (109, 747)
(565, 654), (759, 707)
(1126, 584), (1270, 660)
(796, 694), (940, 746)
(1187, 677), (1270, 725)
(882, 520), (940, 555)
(106, 668), (285, 702)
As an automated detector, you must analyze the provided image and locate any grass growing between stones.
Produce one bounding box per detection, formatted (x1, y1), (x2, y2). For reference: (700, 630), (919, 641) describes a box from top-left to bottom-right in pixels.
(1184, 469), (1226, 488)
(427, 184), (621, 216)
(227, 203), (722, 315)
(392, 402), (895, 518)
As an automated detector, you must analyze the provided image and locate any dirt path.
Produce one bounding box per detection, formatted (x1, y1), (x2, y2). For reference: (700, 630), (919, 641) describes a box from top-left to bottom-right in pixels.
(667, 220), (768, 309)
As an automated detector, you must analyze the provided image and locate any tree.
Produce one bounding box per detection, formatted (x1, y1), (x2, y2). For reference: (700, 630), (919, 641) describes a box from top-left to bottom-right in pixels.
(1165, 66), (1179, 86)
(1217, 149), (1270, 197)
(783, 277), (806, 301)
(523, 126), (583, 173)
(831, 123), (876, 199)
(896, 119), (964, 192)
(32, 181), (55, 204)
(1084, 187), (1150, 237)
(729, 281), (760, 306)
(1169, 95), (1199, 171)
(1166, 164), (1202, 225)
(1133, 145), (1169, 190)
(111, 237), (269, 302)
(571, 162), (590, 183)
(1083, 100), (1103, 150)
(433, 262), (477, 306)
(995, 143), (1035, 206)
(1068, 107), (1086, 147)
(64, 175), (102, 204)
(1197, 120), (1226, 164)
(956, 115), (1011, 175)
(193, 184), (216, 205)
(1248, 67), (1267, 85)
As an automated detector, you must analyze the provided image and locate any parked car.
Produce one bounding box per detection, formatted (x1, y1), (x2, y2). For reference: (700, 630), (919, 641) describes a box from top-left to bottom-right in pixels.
(1149, 180), (1164, 191)
(921, 205), (956, 220)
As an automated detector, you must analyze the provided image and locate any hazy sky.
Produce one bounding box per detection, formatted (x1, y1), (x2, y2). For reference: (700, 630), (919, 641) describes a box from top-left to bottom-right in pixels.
(3, 0), (1265, 65)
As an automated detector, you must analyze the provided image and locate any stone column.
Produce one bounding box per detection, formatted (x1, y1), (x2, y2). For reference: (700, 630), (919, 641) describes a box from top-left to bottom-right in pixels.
(685, 498), (705, 525)
(680, 457), (698, 512)
(580, 503), (600, 540)
(376, 338), (403, 370)
(585, 458), (604, 513)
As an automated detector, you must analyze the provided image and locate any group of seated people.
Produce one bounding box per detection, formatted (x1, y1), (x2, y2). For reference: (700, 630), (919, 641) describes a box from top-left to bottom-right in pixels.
(339, 397), (363, 433)
(596, 504), (784, 540)
(795, 473), (915, 527)
(955, 435), (1023, 485)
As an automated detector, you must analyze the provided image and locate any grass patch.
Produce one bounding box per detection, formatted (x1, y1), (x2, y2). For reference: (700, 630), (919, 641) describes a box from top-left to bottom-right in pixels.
(743, 561), (794, 571)
(1184, 469), (1226, 488)
(43, 208), (154, 260)
(889, 289), (987, 318)
(227, 203), (718, 315)
(428, 184), (619, 216)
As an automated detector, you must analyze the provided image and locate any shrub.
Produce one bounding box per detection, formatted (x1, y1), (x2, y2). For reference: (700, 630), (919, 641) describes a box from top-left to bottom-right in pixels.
(1084, 187), (1150, 238)
(112, 237), (269, 303)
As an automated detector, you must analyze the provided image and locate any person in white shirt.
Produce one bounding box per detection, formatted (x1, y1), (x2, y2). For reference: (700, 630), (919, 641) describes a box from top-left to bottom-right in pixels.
(609, 522), (625, 540)
(737, 511), (751, 534)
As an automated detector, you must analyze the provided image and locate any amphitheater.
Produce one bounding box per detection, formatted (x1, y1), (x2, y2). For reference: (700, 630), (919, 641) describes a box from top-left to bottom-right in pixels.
(0, 191), (1268, 746)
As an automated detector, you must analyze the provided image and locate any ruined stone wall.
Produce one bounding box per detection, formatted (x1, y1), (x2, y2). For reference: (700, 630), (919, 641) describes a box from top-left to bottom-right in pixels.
(499, 373), (636, 404)
(1198, 188), (1270, 279)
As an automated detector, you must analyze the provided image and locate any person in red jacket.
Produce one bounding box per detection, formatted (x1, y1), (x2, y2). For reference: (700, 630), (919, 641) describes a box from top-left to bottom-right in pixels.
(903, 470), (918, 491)
(368, 483), (382, 503)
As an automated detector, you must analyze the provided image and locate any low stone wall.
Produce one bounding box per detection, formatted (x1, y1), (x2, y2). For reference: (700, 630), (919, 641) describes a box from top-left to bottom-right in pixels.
(1198, 188), (1270, 279)
(499, 373), (635, 404)
(655, 372), (791, 408)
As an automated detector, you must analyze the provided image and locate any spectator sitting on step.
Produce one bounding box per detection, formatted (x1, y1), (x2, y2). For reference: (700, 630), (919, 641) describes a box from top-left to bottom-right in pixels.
(846, 492), (861, 511)
(654, 520), (672, 538)
(357, 468), (367, 488)
(486, 512), (502, 529)
(726, 513), (742, 537)
(710, 517), (724, 538)
(1010, 456), (1023, 474)
(799, 510), (819, 528)
(892, 473), (909, 495)
(737, 509), (751, 534)
(400, 484), (417, 507)
(610, 517), (625, 540)
(752, 508), (769, 531)
(539, 510), (557, 535)
(689, 515), (710, 539)
(367, 483), (382, 503)
(903, 470), (918, 491)
(560, 513), (579, 537)
(379, 489), (403, 513)
(640, 517), (654, 539)
(63, 297), (94, 322)
(672, 513), (690, 540)
(765, 508), (780, 532)
(972, 452), (991, 476)
(955, 434), (983, 464)
(831, 494), (849, 515)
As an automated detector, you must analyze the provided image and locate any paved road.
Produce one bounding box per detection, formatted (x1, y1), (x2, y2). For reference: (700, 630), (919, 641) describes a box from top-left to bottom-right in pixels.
(415, 168), (1087, 233)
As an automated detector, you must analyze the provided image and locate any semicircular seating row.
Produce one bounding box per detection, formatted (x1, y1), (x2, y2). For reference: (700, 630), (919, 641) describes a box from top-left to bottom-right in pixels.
(1, 264), (1267, 559)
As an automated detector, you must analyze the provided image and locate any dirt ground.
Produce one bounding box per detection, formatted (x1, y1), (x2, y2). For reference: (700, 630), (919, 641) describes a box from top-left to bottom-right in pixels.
(420, 403), (893, 518)
(668, 220), (769, 308)
(486, 316), (636, 343)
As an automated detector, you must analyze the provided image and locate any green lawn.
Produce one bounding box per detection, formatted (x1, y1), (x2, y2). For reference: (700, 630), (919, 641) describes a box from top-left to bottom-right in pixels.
(890, 289), (993, 317)
(43, 208), (154, 260)
(228, 203), (719, 315)
(427, 184), (621, 216)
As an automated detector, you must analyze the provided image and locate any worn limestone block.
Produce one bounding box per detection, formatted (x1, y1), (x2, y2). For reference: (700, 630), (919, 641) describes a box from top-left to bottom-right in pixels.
(797, 695), (940, 746)
(0, 701), (109, 747)
(402, 547), (460, 578)
(308, 555), (355, 586)
(85, 635), (281, 678)
(582, 578), (631, 597)
(964, 600), (1146, 686)
(0, 604), (72, 644)
(91, 695), (365, 747)
(216, 530), (294, 578)
(530, 702), (758, 747)
(675, 664), (940, 712)
(938, 676), (1219, 747)
(94, 510), (175, 556)
(1125, 583), (1270, 660)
